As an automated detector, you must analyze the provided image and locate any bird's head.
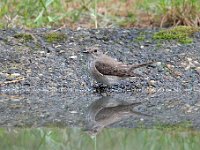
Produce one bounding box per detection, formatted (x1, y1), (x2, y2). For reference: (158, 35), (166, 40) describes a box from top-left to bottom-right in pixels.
(83, 47), (103, 59)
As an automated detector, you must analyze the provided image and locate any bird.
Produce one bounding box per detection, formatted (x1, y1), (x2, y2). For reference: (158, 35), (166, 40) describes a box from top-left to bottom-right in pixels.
(83, 48), (155, 86)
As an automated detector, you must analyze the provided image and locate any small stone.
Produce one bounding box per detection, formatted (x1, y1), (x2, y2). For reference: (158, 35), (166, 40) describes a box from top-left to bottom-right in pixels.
(149, 80), (156, 85)
(59, 50), (65, 54)
(11, 73), (21, 77)
(185, 66), (191, 70)
(10, 99), (20, 102)
(77, 27), (83, 30)
(147, 86), (156, 94)
(157, 106), (162, 110)
(185, 104), (190, 107)
(156, 62), (162, 66)
(195, 102), (200, 107)
(54, 44), (62, 48)
(140, 118), (144, 121)
(26, 69), (32, 73)
(187, 58), (192, 62)
(39, 51), (45, 54)
(69, 55), (77, 60)
(195, 67), (200, 74)
(40, 114), (45, 117)
(166, 64), (174, 69)
(187, 108), (192, 113)
(165, 48), (171, 52)
(193, 61), (199, 65)
(69, 111), (78, 114)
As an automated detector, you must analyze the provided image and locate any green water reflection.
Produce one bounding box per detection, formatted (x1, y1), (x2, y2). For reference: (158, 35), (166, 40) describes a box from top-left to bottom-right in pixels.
(0, 128), (199, 150)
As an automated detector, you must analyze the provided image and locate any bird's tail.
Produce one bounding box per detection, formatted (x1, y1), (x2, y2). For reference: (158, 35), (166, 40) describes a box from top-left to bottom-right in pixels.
(129, 61), (155, 71)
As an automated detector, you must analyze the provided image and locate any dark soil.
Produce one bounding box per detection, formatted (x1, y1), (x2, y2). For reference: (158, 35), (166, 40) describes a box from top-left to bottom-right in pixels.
(0, 28), (200, 131)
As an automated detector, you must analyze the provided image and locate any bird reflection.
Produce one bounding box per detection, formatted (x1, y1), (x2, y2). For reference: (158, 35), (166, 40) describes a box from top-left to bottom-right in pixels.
(85, 96), (151, 136)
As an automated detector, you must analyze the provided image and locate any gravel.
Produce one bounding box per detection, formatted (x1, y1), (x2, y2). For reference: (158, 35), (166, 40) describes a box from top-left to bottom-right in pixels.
(0, 28), (200, 130)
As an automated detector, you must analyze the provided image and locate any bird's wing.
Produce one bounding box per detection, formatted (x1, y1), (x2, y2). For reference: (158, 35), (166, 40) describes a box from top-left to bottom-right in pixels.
(95, 55), (131, 77)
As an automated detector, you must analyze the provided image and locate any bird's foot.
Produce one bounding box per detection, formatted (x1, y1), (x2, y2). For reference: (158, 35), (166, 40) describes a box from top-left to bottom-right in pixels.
(92, 82), (108, 88)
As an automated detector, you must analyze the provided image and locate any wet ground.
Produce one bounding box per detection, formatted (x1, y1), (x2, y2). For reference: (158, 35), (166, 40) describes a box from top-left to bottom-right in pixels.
(0, 28), (200, 132)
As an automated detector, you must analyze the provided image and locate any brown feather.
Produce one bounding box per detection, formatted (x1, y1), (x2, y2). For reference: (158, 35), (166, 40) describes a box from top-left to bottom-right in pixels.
(94, 54), (153, 77)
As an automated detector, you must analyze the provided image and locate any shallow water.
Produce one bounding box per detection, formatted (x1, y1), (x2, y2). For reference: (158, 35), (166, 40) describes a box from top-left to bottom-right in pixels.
(0, 91), (200, 129)
(1, 26), (200, 150)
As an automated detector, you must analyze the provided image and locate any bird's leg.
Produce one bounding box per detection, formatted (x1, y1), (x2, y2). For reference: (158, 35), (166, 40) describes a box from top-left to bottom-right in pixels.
(92, 82), (108, 88)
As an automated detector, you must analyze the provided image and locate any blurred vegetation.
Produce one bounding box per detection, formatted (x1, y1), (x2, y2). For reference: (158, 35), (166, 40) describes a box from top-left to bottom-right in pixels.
(1, 0), (200, 29)
(153, 26), (200, 44)
(0, 127), (200, 150)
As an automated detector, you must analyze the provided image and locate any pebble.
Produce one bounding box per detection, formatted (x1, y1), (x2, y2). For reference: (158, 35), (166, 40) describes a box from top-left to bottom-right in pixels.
(69, 111), (78, 114)
(69, 55), (77, 60)
(1, 28), (200, 128)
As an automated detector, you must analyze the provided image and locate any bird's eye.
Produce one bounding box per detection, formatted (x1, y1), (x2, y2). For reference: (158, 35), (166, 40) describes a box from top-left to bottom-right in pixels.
(94, 49), (97, 52)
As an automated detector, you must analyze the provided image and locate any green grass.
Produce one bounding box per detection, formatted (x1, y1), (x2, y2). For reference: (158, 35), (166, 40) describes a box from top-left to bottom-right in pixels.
(153, 26), (200, 44)
(0, 0), (104, 28)
(44, 32), (67, 43)
(0, 127), (200, 150)
(1, 0), (200, 28)
(137, 0), (200, 27)
(13, 33), (34, 42)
